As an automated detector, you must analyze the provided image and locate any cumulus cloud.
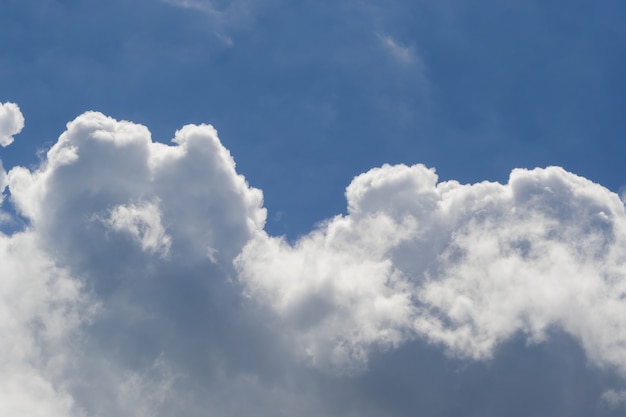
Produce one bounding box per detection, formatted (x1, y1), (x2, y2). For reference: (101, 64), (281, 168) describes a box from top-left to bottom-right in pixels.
(0, 232), (86, 417)
(0, 102), (25, 147)
(3, 111), (270, 416)
(3, 109), (626, 415)
(238, 163), (626, 376)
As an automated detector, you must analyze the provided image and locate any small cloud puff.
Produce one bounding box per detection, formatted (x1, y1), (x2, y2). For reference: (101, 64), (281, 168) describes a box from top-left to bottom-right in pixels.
(0, 102), (25, 147)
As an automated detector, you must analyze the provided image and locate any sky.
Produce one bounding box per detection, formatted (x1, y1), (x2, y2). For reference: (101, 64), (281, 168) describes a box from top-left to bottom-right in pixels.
(1, 0), (626, 416)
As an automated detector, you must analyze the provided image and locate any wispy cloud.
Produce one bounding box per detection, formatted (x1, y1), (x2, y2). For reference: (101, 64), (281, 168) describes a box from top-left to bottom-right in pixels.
(161, 0), (223, 17)
(161, 0), (259, 46)
(378, 33), (419, 66)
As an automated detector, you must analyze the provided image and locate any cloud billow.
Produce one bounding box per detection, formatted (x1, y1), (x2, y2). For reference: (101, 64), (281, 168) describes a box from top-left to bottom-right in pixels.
(2, 110), (626, 415)
(0, 102), (24, 147)
(237, 162), (626, 375)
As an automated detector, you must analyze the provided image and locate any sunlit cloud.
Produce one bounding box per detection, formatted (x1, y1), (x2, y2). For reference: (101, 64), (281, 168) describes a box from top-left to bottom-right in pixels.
(2, 109), (626, 415)
(0, 102), (24, 147)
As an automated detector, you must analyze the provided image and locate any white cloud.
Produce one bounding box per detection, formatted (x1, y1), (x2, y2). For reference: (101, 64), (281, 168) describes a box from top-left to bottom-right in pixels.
(8, 111), (266, 264)
(237, 226), (415, 373)
(237, 163), (626, 376)
(0, 102), (25, 147)
(2, 111), (269, 416)
(3, 109), (626, 415)
(103, 200), (172, 257)
(0, 232), (87, 417)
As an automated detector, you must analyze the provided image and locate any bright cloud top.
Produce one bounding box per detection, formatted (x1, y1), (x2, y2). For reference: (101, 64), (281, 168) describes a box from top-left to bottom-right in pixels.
(1, 110), (626, 415)
(0, 102), (24, 147)
(238, 163), (626, 374)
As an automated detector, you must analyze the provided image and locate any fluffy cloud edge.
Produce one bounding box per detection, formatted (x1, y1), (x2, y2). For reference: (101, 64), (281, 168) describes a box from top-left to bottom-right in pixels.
(0, 102), (25, 147)
(237, 163), (626, 376)
(2, 109), (626, 415)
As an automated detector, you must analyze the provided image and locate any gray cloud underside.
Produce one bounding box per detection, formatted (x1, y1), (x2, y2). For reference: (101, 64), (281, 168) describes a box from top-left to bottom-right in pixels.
(1, 112), (626, 416)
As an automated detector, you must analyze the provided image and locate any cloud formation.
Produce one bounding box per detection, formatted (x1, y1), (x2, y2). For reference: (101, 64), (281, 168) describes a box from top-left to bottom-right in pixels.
(0, 232), (85, 417)
(3, 111), (269, 415)
(237, 163), (626, 375)
(0, 102), (24, 147)
(2, 109), (626, 415)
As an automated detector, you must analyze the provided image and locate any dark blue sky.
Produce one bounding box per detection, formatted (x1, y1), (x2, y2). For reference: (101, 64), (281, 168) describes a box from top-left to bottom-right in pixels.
(2, 0), (624, 237)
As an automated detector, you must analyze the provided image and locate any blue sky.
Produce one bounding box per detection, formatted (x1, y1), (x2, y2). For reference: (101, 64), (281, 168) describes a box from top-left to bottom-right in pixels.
(1, 1), (626, 416)
(3, 0), (624, 236)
